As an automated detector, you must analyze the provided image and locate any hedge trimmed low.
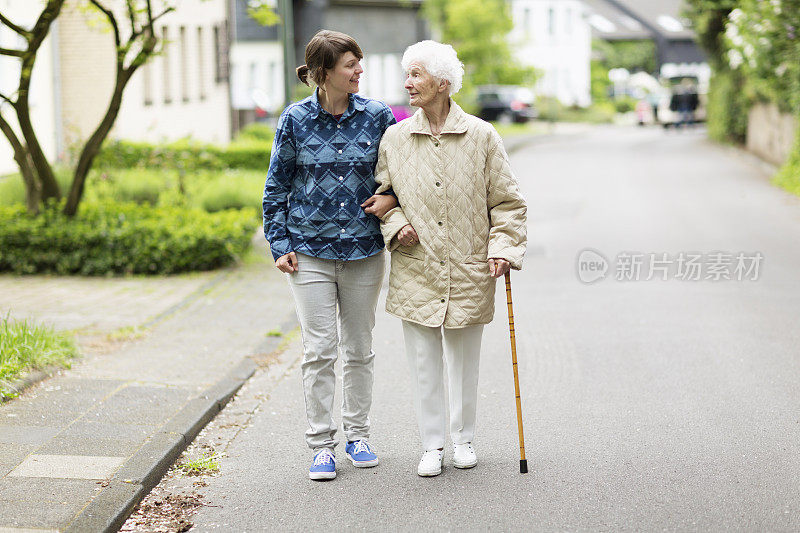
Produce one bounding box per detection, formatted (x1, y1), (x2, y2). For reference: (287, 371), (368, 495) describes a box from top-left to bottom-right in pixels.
(96, 138), (270, 171)
(0, 202), (258, 275)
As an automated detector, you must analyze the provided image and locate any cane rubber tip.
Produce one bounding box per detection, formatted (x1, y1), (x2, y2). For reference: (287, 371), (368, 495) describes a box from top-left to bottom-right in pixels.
(520, 459), (528, 474)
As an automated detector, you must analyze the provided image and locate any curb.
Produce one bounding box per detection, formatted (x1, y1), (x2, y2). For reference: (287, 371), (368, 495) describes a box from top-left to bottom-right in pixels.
(64, 315), (299, 533)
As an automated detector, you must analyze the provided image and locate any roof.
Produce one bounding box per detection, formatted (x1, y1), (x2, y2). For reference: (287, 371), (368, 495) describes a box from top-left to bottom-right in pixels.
(583, 0), (696, 41)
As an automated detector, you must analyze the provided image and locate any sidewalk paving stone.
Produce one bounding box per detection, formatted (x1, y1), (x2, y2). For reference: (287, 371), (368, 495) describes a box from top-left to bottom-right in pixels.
(0, 239), (297, 531)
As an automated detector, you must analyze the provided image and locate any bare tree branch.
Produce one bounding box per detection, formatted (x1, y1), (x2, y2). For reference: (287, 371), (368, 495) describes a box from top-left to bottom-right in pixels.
(88, 0), (121, 47)
(151, 7), (175, 27)
(0, 12), (31, 38)
(0, 91), (15, 106)
(126, 0), (139, 36)
(0, 47), (25, 57)
(131, 6), (174, 42)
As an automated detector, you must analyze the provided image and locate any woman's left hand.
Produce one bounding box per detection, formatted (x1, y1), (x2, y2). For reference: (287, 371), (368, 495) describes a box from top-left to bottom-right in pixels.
(361, 194), (398, 219)
(488, 258), (510, 278)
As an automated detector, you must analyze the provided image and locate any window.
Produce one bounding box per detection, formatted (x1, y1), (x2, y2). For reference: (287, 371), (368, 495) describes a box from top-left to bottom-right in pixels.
(523, 8), (531, 37)
(162, 26), (171, 104)
(214, 22), (230, 84)
(197, 26), (206, 101)
(180, 26), (189, 102)
(548, 7), (555, 36)
(142, 62), (153, 106)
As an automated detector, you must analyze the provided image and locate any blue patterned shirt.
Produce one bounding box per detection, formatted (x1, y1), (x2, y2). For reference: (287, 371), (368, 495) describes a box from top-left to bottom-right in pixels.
(262, 90), (396, 261)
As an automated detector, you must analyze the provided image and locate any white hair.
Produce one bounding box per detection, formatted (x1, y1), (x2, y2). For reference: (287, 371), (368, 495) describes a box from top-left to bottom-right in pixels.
(401, 40), (464, 96)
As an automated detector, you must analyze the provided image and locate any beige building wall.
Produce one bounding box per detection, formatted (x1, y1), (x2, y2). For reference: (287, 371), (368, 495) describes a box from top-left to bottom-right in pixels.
(58, 0), (231, 147)
(0, 0), (59, 176)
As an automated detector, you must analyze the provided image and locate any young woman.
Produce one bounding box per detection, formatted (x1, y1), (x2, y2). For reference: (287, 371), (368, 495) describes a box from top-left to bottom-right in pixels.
(262, 30), (397, 481)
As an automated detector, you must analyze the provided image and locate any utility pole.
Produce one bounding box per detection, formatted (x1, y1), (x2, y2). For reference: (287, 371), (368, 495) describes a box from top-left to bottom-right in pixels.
(279, 0), (295, 108)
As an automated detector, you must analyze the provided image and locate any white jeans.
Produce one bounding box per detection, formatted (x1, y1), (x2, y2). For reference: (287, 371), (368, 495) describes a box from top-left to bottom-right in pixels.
(402, 320), (484, 451)
(287, 252), (385, 451)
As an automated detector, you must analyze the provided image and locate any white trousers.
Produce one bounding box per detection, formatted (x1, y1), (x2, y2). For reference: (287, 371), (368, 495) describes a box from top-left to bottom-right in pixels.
(287, 252), (385, 451)
(402, 320), (484, 451)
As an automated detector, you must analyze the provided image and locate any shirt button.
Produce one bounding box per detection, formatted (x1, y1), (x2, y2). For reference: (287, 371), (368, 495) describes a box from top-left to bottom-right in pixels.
(367, 141), (371, 146)
(340, 202), (345, 207)
(338, 149), (342, 154)
(339, 176), (344, 181)
(337, 124), (341, 129)
(438, 221), (443, 226)
(440, 260), (445, 265)
(341, 229), (345, 233)
(440, 298), (445, 303)
(435, 182), (441, 187)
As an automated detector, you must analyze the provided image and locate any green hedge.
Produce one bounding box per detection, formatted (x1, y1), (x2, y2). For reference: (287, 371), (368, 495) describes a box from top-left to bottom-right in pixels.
(706, 68), (748, 144)
(96, 138), (270, 171)
(0, 201), (258, 275)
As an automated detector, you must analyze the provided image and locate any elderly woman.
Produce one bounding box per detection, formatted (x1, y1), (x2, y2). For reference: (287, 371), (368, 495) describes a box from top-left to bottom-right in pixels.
(375, 41), (527, 477)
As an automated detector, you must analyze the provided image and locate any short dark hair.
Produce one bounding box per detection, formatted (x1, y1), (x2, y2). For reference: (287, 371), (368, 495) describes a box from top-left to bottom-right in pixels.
(296, 30), (363, 87)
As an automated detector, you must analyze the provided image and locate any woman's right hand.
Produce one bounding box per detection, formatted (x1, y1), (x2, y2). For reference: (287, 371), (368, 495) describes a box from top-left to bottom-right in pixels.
(397, 224), (419, 247)
(275, 251), (298, 273)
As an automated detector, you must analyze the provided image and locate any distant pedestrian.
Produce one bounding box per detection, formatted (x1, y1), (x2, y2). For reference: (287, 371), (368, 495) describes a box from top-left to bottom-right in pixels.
(262, 30), (397, 481)
(374, 41), (527, 477)
(669, 80), (699, 128)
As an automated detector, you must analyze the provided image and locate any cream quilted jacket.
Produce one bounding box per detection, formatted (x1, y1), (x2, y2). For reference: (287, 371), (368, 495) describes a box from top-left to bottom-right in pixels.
(375, 100), (527, 328)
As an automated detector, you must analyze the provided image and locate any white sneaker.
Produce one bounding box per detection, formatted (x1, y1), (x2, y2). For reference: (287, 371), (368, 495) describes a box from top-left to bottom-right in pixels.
(417, 449), (444, 477)
(453, 443), (477, 469)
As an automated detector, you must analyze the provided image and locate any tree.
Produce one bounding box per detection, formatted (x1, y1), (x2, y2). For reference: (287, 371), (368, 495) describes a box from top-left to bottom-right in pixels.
(0, 0), (174, 216)
(421, 0), (536, 96)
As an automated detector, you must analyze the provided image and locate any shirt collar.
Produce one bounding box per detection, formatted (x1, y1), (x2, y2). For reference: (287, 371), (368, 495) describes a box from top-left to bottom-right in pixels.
(409, 99), (469, 136)
(311, 88), (365, 120)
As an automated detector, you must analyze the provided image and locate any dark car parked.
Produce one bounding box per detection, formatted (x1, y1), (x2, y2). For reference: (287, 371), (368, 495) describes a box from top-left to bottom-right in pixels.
(476, 85), (538, 123)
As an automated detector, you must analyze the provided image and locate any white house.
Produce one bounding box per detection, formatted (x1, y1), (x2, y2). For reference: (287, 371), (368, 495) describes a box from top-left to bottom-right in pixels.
(509, 0), (592, 107)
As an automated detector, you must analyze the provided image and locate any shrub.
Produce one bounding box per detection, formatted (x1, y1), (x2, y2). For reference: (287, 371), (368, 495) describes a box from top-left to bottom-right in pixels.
(613, 97), (637, 114)
(96, 137), (271, 171)
(196, 172), (263, 213)
(0, 201), (258, 275)
(706, 69), (748, 144)
(236, 123), (275, 144)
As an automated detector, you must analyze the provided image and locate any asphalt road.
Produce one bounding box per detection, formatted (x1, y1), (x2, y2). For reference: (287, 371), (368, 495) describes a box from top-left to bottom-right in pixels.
(182, 125), (800, 531)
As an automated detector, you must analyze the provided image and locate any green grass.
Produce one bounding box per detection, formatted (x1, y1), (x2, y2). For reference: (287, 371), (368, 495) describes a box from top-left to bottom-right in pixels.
(178, 452), (221, 475)
(0, 314), (79, 400)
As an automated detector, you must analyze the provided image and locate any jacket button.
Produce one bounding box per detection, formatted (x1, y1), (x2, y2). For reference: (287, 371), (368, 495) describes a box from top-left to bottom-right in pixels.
(440, 260), (445, 265)
(433, 140), (439, 146)
(435, 182), (441, 187)
(438, 221), (443, 226)
(440, 298), (445, 303)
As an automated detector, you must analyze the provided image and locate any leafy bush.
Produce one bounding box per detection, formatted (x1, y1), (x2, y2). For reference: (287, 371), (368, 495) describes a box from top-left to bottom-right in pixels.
(236, 123), (275, 144)
(96, 137), (270, 171)
(773, 128), (800, 195)
(613, 97), (637, 114)
(0, 168), (73, 206)
(706, 68), (748, 144)
(0, 201), (258, 275)
(196, 172), (264, 213)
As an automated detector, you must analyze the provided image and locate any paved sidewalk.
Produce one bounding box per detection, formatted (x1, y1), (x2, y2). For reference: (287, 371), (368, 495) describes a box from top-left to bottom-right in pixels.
(0, 238), (298, 532)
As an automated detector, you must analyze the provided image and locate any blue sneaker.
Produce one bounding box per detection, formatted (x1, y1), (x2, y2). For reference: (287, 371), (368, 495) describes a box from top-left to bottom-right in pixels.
(309, 448), (336, 480)
(346, 439), (379, 468)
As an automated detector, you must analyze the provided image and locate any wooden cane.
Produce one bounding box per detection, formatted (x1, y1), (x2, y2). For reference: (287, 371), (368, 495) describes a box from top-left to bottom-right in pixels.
(504, 271), (528, 474)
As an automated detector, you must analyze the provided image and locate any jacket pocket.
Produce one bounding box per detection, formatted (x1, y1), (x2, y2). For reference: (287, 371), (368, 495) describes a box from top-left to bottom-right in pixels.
(397, 244), (425, 261)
